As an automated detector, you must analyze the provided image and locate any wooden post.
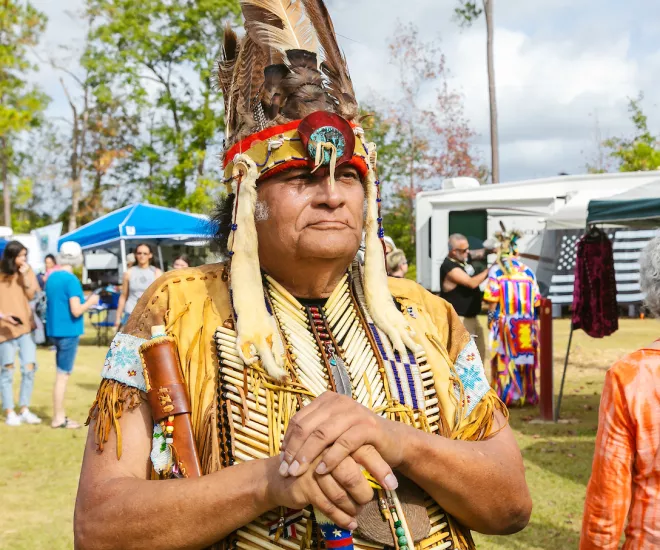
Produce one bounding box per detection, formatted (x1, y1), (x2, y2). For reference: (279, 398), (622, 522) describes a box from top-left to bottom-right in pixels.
(538, 298), (553, 421)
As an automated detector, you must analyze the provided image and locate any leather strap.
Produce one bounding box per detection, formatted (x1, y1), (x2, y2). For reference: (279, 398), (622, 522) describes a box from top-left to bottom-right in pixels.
(146, 382), (191, 421)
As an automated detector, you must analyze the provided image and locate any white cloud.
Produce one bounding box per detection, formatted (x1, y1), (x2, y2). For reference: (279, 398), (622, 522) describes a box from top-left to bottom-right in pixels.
(329, 0), (660, 181)
(29, 0), (660, 183)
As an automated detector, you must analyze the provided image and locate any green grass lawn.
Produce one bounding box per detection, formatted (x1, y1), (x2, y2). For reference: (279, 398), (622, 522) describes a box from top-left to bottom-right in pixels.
(0, 319), (657, 550)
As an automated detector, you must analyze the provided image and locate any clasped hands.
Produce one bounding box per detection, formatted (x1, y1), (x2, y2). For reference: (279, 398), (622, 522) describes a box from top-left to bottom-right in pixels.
(266, 392), (409, 531)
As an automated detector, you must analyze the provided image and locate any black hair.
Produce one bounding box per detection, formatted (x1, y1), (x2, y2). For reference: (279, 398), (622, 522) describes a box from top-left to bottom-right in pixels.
(135, 243), (153, 254)
(209, 193), (235, 255)
(45, 254), (56, 262)
(0, 240), (28, 276)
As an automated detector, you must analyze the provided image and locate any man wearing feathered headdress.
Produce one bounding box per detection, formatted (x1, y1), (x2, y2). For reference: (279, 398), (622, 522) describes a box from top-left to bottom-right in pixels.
(74, 2), (530, 549)
(483, 227), (541, 406)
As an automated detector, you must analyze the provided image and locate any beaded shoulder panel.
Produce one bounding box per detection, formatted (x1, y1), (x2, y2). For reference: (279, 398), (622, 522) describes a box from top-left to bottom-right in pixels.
(101, 332), (147, 391)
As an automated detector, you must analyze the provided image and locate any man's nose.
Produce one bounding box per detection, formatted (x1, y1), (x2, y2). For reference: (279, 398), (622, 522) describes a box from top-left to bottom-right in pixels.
(313, 175), (344, 208)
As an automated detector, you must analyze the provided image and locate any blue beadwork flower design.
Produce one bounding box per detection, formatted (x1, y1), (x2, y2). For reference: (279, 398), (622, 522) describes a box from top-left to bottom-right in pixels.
(102, 332), (147, 391)
(308, 126), (346, 165)
(453, 339), (490, 416)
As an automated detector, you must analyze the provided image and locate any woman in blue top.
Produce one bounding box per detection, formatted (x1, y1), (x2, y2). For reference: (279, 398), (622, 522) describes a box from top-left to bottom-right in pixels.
(45, 242), (99, 428)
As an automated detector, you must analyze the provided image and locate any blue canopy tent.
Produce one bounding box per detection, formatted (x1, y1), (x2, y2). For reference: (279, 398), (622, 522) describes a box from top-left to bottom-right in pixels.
(58, 203), (210, 271)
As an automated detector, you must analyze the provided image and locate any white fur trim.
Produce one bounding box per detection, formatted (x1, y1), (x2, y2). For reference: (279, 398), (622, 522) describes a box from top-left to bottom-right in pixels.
(362, 147), (421, 358)
(229, 154), (287, 380)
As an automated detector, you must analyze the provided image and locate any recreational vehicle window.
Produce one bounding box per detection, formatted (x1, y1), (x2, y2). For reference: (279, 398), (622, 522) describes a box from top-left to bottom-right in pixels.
(448, 210), (488, 245)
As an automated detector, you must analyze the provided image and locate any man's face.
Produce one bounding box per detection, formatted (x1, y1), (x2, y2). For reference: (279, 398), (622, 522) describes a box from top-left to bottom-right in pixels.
(450, 239), (470, 262)
(255, 164), (365, 269)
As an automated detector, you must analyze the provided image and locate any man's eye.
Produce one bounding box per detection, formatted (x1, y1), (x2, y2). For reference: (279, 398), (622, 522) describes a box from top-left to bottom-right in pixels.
(338, 171), (359, 182)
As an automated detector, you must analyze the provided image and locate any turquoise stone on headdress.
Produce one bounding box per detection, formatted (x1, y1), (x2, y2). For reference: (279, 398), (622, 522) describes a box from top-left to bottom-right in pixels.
(308, 126), (346, 165)
(298, 111), (356, 168)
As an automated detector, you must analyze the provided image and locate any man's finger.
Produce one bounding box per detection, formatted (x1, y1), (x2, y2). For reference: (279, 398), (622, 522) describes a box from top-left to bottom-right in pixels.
(315, 428), (398, 491)
(280, 407), (334, 474)
(351, 445), (397, 492)
(331, 455), (376, 505)
(281, 397), (357, 476)
(315, 470), (360, 518)
(284, 414), (359, 477)
(309, 485), (357, 531)
(280, 392), (329, 452)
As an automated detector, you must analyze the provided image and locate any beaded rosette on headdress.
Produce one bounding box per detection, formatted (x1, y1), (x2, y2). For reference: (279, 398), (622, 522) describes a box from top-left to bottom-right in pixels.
(216, 0), (420, 381)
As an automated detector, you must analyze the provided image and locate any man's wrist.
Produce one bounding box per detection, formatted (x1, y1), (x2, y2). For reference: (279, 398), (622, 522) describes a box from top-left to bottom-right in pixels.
(261, 456), (282, 511)
(396, 423), (433, 477)
(382, 418), (421, 473)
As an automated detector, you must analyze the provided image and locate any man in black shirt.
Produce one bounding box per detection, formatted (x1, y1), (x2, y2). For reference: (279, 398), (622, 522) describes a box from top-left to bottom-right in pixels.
(440, 233), (490, 360)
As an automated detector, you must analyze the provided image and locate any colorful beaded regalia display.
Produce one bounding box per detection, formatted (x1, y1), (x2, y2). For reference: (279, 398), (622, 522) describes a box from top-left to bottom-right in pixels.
(88, 2), (508, 550)
(483, 228), (542, 406)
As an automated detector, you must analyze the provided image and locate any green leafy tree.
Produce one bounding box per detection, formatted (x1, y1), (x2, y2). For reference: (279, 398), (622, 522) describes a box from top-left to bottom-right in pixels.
(84, 0), (240, 211)
(0, 0), (50, 226)
(454, 0), (499, 183)
(359, 105), (408, 189)
(603, 94), (660, 172)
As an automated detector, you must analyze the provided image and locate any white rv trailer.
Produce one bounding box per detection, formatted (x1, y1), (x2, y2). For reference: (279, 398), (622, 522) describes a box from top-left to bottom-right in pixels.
(415, 171), (660, 293)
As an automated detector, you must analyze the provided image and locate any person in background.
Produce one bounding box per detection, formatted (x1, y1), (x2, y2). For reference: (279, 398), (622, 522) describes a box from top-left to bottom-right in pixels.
(483, 230), (541, 406)
(172, 254), (191, 270)
(45, 242), (100, 429)
(44, 254), (56, 271)
(440, 233), (490, 360)
(580, 236), (660, 550)
(383, 235), (396, 255)
(38, 253), (59, 290)
(125, 253), (136, 269)
(114, 243), (162, 329)
(386, 249), (408, 278)
(0, 240), (41, 426)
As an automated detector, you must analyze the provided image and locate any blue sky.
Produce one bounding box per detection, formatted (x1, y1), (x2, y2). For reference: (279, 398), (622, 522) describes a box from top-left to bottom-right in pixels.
(31, 0), (660, 183)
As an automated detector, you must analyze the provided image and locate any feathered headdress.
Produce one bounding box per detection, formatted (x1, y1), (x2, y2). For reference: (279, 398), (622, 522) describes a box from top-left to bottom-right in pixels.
(494, 222), (522, 274)
(217, 0), (420, 380)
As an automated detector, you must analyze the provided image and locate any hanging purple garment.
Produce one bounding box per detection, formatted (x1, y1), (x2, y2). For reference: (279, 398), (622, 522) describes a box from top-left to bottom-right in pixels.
(571, 230), (618, 338)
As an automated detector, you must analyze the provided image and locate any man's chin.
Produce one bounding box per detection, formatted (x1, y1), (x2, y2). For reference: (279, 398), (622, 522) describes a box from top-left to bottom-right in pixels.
(297, 235), (359, 261)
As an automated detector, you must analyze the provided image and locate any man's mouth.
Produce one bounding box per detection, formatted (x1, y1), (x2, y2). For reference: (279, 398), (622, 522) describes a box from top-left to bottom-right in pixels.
(307, 221), (349, 229)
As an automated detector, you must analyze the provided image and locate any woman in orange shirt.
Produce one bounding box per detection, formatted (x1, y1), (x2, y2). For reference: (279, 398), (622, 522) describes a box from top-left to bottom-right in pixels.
(580, 236), (660, 549)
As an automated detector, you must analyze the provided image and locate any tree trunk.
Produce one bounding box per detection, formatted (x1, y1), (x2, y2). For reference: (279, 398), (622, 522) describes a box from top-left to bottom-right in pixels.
(484, 0), (500, 183)
(91, 170), (103, 219)
(69, 177), (81, 233)
(61, 78), (83, 232)
(409, 127), (415, 248)
(1, 137), (9, 226)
